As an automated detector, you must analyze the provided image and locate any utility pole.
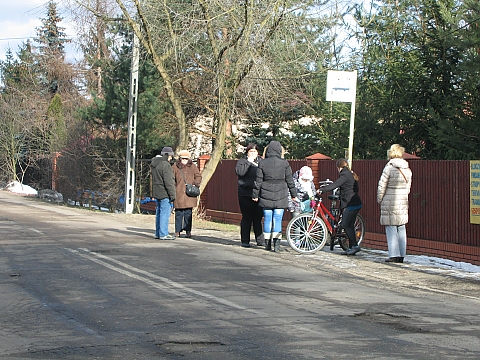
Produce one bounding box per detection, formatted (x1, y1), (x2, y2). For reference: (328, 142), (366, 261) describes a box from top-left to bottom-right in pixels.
(124, 34), (140, 214)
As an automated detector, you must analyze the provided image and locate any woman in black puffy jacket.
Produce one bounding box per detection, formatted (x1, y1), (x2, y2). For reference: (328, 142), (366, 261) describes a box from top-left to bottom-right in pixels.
(252, 141), (297, 252)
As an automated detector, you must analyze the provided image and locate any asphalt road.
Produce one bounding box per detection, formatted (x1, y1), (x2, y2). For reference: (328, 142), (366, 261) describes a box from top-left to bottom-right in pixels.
(0, 190), (479, 359)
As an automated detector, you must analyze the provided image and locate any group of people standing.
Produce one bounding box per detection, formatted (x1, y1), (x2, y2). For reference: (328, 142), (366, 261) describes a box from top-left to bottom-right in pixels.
(235, 140), (413, 262)
(151, 146), (201, 240)
(151, 140), (412, 263)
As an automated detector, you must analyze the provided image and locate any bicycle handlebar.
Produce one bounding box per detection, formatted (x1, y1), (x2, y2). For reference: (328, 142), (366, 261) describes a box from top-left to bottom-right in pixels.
(318, 179), (333, 186)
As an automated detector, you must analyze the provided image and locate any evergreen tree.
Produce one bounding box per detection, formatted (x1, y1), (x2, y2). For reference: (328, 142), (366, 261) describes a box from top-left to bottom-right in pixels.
(35, 0), (71, 95)
(80, 23), (176, 160)
(36, 1), (70, 57)
(352, 0), (480, 159)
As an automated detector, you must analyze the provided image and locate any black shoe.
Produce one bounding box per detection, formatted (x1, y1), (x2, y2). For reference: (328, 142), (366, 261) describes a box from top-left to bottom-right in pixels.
(241, 243), (251, 248)
(346, 246), (361, 255)
(385, 257), (401, 263)
(265, 239), (272, 251)
(186, 231), (192, 238)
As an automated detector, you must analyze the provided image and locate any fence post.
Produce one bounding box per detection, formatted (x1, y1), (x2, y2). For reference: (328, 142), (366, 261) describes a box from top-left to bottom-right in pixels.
(197, 155), (210, 172)
(306, 153), (332, 184)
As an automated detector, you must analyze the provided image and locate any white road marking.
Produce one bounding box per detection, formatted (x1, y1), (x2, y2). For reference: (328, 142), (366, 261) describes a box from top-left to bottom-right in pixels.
(66, 247), (262, 314)
(64, 248), (379, 335)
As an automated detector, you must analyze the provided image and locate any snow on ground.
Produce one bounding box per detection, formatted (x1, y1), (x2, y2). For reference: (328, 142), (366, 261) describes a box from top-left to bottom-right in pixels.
(363, 249), (480, 281)
(3, 181), (37, 196)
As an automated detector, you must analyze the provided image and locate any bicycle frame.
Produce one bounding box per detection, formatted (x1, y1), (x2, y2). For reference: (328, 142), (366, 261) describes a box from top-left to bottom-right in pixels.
(286, 182), (365, 254)
(311, 198), (335, 234)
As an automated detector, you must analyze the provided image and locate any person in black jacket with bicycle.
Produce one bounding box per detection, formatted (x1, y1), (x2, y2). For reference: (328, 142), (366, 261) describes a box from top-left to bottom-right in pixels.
(318, 159), (362, 255)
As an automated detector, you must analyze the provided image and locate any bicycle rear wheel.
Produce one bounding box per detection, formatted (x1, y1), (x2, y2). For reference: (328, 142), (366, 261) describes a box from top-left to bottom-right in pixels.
(338, 214), (366, 251)
(286, 213), (329, 254)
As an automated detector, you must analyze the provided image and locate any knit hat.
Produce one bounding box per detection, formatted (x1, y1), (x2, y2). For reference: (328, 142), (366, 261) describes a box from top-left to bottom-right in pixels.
(178, 150), (191, 158)
(299, 166), (314, 181)
(160, 146), (174, 156)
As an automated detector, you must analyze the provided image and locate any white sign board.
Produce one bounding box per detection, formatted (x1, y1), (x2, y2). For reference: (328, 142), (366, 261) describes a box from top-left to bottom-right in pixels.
(326, 70), (357, 103)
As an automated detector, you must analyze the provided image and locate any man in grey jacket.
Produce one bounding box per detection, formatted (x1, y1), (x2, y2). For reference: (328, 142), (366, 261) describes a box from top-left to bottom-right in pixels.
(151, 147), (176, 240)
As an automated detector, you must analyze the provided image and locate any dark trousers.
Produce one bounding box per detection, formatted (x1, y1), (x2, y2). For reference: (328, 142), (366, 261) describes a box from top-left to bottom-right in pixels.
(342, 207), (360, 248)
(238, 195), (263, 244)
(175, 208), (193, 233)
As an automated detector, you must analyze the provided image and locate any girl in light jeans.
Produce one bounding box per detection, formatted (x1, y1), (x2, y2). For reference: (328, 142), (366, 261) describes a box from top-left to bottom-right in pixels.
(262, 208), (285, 251)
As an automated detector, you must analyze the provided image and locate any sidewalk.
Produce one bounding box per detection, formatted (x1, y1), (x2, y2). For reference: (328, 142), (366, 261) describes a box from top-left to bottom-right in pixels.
(189, 219), (480, 282)
(193, 224), (480, 282)
(181, 223), (480, 300)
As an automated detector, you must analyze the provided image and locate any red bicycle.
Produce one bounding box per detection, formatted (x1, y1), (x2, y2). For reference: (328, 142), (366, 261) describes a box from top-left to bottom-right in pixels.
(286, 180), (365, 254)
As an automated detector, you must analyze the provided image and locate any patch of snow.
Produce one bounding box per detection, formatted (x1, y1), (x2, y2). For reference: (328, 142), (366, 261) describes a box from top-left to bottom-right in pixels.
(365, 249), (480, 280)
(5, 181), (37, 196)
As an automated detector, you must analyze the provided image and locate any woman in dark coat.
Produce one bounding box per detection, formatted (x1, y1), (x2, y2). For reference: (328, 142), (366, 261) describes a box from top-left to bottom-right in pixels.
(235, 143), (264, 248)
(318, 158), (362, 255)
(172, 150), (202, 238)
(252, 141), (297, 252)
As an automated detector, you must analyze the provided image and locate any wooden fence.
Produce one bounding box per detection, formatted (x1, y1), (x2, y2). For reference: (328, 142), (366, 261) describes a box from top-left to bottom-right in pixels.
(198, 156), (480, 265)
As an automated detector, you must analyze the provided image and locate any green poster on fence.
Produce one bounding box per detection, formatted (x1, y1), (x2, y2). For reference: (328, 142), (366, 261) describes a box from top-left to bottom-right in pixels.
(471, 160), (480, 224)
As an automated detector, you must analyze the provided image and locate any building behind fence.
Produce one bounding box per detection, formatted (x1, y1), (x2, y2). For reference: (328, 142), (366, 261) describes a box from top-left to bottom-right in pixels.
(198, 156), (480, 265)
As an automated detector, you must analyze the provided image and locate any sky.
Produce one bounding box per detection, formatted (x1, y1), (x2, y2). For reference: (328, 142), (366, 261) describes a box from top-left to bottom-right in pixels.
(0, 0), (79, 62)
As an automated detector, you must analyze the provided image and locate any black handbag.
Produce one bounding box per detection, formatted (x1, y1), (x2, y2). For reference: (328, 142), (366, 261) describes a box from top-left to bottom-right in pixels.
(181, 169), (200, 197)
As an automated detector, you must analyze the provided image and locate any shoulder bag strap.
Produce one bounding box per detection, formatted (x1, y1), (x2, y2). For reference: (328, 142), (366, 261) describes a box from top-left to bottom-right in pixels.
(397, 168), (408, 183)
(180, 168), (187, 184)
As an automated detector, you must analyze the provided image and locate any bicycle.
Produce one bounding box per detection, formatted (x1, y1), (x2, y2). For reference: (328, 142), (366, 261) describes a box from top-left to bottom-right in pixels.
(286, 180), (365, 254)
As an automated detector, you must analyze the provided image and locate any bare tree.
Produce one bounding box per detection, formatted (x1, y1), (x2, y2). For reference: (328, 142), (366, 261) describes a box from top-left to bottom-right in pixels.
(72, 0), (337, 190)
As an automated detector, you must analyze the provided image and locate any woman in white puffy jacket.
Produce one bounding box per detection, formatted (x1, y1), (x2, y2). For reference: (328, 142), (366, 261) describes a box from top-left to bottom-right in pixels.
(377, 144), (412, 263)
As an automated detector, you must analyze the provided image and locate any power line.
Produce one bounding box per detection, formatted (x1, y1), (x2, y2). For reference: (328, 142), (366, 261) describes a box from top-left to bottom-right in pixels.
(0, 35), (76, 42)
(0, 37), (33, 41)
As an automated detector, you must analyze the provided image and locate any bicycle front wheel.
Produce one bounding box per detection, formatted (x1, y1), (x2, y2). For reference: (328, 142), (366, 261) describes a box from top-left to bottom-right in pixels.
(338, 213), (366, 251)
(286, 213), (329, 254)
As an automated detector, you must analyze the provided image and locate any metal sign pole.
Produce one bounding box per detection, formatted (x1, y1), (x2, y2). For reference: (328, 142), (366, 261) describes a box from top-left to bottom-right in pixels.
(326, 70), (357, 168)
(347, 95), (356, 169)
(124, 34), (140, 214)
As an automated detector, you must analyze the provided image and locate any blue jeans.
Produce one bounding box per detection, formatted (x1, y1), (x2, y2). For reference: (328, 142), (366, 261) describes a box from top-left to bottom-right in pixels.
(386, 225), (407, 257)
(263, 208), (284, 234)
(155, 198), (171, 237)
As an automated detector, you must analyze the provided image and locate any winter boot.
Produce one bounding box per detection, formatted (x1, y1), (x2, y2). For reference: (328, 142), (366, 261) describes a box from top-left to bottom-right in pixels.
(264, 233), (272, 250)
(273, 239), (281, 252)
(272, 233), (282, 252)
